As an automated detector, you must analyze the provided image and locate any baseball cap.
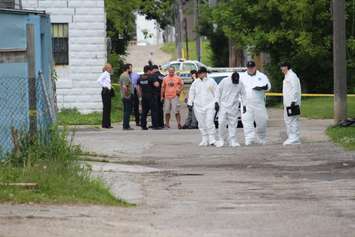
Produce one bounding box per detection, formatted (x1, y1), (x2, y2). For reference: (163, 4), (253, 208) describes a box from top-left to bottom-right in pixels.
(246, 61), (256, 68)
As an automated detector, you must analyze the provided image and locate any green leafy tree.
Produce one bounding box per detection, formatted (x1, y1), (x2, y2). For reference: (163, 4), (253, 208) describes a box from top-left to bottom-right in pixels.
(201, 0), (355, 92)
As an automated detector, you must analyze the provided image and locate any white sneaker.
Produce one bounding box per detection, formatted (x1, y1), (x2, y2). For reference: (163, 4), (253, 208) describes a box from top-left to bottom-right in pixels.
(209, 138), (217, 146)
(199, 137), (208, 146)
(283, 139), (301, 146)
(229, 141), (240, 147)
(245, 140), (254, 146)
(215, 140), (224, 148)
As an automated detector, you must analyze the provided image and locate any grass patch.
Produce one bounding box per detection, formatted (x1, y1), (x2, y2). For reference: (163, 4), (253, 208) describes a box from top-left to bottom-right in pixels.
(327, 126), (355, 150)
(58, 85), (123, 126)
(268, 96), (355, 119)
(160, 40), (213, 66)
(0, 127), (130, 206)
(300, 96), (355, 119)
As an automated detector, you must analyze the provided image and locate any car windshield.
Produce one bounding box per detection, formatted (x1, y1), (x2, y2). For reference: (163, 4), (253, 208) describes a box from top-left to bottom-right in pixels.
(170, 63), (181, 71)
(182, 63), (197, 72)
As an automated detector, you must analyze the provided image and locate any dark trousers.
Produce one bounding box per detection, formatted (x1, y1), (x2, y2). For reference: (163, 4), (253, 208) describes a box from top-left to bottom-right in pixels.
(122, 96), (133, 129)
(133, 88), (140, 125)
(101, 88), (112, 128)
(141, 96), (159, 129)
(184, 108), (198, 128)
(155, 95), (164, 127)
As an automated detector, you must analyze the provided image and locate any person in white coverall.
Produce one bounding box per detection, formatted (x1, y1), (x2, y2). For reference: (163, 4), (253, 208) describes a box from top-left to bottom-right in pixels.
(215, 72), (246, 148)
(240, 61), (271, 145)
(188, 67), (218, 146)
(280, 62), (301, 145)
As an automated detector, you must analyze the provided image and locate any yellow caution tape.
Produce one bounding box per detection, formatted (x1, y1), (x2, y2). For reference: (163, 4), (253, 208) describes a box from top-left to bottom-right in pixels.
(266, 92), (355, 97)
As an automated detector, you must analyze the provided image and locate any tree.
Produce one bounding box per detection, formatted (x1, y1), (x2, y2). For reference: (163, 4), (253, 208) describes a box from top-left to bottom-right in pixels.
(201, 0), (355, 92)
(105, 0), (174, 79)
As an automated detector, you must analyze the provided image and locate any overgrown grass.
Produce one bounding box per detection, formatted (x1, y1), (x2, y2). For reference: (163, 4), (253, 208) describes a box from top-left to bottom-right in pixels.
(300, 96), (355, 119)
(160, 40), (213, 66)
(268, 96), (355, 119)
(58, 84), (123, 125)
(0, 127), (130, 206)
(327, 126), (355, 150)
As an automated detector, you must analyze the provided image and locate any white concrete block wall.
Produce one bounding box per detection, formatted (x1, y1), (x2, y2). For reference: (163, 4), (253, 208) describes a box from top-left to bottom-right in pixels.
(23, 0), (107, 113)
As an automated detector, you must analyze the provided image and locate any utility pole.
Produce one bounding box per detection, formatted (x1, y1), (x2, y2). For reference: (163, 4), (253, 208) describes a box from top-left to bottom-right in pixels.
(175, 0), (183, 59)
(184, 17), (189, 59)
(333, 0), (347, 123)
(194, 0), (201, 62)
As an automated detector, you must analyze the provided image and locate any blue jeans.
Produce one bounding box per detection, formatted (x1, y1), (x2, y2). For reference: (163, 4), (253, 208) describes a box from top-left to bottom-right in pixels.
(122, 97), (133, 129)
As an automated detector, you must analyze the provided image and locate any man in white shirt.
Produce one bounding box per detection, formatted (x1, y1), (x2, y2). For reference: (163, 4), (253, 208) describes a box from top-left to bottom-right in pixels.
(97, 64), (113, 129)
(280, 62), (302, 145)
(215, 72), (246, 147)
(240, 61), (271, 145)
(188, 67), (218, 146)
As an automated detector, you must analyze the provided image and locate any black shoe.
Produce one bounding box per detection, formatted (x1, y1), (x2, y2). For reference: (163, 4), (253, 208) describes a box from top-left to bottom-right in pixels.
(182, 124), (189, 129)
(142, 127), (148, 130)
(102, 126), (113, 129)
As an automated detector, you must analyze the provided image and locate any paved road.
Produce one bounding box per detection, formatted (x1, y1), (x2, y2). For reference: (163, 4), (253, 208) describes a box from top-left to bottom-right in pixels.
(125, 44), (171, 72)
(1, 109), (355, 237)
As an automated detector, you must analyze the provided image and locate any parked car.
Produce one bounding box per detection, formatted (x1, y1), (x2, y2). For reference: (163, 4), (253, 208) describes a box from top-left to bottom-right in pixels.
(160, 59), (209, 83)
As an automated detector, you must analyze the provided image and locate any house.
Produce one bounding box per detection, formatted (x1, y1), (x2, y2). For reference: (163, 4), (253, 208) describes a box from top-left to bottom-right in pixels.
(22, 0), (107, 113)
(135, 13), (164, 46)
(0, 8), (55, 153)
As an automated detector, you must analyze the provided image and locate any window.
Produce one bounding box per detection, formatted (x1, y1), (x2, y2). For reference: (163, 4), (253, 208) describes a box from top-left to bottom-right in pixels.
(52, 23), (69, 65)
(170, 63), (181, 71)
(182, 63), (197, 72)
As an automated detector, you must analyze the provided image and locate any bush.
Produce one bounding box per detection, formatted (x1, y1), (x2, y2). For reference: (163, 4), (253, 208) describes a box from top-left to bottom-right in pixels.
(0, 127), (129, 205)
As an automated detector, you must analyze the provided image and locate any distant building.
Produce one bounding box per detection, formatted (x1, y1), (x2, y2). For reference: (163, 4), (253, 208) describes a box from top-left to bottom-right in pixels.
(135, 13), (175, 46)
(22, 0), (107, 113)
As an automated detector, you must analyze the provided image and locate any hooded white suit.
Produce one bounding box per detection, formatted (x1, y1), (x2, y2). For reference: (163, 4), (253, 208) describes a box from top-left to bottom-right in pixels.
(215, 76), (246, 147)
(240, 70), (271, 145)
(282, 69), (301, 145)
(188, 77), (218, 146)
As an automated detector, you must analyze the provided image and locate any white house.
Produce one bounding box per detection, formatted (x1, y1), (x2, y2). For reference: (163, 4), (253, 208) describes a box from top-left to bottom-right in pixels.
(135, 13), (164, 46)
(22, 0), (106, 113)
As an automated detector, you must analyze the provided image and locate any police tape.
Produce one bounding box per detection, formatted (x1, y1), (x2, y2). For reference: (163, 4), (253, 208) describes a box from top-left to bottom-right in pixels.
(111, 83), (355, 98)
(266, 92), (355, 97)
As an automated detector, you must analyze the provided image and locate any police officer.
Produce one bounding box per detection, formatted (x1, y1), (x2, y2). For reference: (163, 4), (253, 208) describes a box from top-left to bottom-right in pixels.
(152, 65), (165, 128)
(137, 65), (160, 130)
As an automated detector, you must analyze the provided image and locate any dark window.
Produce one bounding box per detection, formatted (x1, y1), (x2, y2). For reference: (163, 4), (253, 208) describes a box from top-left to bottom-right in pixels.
(52, 23), (69, 65)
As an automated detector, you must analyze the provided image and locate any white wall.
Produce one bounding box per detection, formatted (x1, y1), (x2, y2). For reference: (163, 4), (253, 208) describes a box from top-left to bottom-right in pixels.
(22, 0), (106, 113)
(136, 13), (164, 46)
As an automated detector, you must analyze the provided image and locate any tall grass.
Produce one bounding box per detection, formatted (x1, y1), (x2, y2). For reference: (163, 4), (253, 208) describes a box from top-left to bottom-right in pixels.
(0, 127), (129, 205)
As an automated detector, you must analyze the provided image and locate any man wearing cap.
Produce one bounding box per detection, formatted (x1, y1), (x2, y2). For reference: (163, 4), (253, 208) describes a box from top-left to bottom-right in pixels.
(187, 67), (218, 146)
(240, 60), (271, 145)
(280, 62), (301, 145)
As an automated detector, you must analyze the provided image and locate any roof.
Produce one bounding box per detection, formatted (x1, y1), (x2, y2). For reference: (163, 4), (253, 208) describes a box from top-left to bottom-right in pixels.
(0, 8), (47, 16)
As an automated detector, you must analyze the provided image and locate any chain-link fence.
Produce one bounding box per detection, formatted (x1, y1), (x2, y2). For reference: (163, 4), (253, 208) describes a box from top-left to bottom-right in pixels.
(0, 73), (56, 155)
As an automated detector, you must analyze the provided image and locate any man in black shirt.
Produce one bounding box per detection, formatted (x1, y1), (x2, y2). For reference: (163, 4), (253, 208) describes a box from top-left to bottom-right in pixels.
(137, 65), (160, 130)
(152, 65), (165, 128)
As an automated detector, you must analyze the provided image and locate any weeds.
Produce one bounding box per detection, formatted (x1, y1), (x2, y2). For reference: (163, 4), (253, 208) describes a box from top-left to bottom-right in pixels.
(0, 126), (130, 206)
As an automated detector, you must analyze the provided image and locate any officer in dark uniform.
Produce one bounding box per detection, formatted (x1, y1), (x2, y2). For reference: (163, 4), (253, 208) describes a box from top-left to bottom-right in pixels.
(137, 65), (160, 130)
(152, 65), (165, 128)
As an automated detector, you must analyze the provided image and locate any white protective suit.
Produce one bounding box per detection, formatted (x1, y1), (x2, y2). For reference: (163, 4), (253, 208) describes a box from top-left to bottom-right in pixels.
(215, 76), (246, 147)
(282, 69), (301, 145)
(240, 70), (271, 145)
(188, 77), (218, 146)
